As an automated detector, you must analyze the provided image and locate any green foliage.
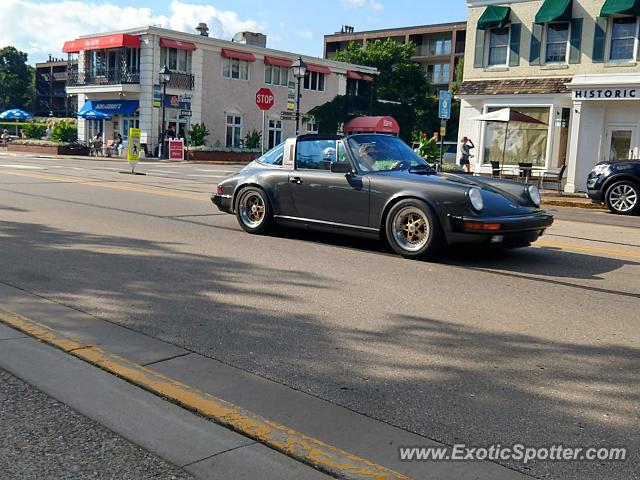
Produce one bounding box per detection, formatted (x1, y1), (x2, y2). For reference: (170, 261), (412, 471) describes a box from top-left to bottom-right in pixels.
(0, 46), (34, 111)
(188, 123), (209, 146)
(51, 121), (77, 143)
(22, 122), (47, 139)
(452, 58), (464, 95)
(243, 129), (261, 149)
(413, 133), (441, 161)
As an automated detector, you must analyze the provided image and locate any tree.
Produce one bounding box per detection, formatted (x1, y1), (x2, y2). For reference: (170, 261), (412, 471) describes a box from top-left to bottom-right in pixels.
(311, 39), (436, 142)
(0, 46), (34, 111)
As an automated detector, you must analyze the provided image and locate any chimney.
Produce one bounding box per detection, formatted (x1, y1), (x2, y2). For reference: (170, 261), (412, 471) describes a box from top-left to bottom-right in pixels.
(195, 23), (209, 37)
(232, 31), (267, 48)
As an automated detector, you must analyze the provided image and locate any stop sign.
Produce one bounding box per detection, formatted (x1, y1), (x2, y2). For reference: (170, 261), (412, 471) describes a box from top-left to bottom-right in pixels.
(255, 88), (275, 111)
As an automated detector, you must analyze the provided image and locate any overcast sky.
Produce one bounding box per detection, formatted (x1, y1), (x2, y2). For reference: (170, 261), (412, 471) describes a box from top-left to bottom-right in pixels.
(1, 0), (468, 65)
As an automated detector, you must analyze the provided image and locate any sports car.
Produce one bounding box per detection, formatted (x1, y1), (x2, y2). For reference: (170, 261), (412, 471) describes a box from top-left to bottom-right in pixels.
(211, 134), (553, 259)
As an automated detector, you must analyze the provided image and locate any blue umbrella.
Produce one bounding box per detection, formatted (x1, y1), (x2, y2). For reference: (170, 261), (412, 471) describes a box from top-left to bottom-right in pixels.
(0, 108), (33, 120)
(78, 109), (111, 120)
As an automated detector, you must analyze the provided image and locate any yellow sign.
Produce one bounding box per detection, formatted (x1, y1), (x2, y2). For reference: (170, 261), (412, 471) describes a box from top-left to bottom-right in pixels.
(128, 128), (141, 162)
(440, 126), (446, 137)
(287, 101), (296, 111)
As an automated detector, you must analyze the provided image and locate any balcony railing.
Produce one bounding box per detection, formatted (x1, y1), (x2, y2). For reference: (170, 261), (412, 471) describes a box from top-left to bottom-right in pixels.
(168, 71), (195, 91)
(414, 45), (452, 58)
(67, 68), (140, 87)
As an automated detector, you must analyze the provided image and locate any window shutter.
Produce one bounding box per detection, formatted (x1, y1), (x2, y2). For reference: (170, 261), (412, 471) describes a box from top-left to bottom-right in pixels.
(530, 23), (543, 65)
(509, 23), (521, 66)
(592, 17), (607, 63)
(569, 18), (583, 64)
(473, 31), (485, 68)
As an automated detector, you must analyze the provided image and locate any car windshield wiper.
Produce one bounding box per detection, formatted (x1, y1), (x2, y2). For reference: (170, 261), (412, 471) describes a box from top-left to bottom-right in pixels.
(408, 164), (436, 174)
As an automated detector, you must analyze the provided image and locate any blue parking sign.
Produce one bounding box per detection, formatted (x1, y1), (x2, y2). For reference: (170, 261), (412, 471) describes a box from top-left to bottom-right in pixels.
(439, 91), (451, 120)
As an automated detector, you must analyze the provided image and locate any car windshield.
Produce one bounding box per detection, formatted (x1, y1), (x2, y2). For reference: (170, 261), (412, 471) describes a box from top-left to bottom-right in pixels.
(348, 135), (427, 172)
(256, 142), (285, 166)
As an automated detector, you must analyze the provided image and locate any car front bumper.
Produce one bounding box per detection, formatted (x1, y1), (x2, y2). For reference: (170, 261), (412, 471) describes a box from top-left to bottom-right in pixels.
(447, 212), (553, 246)
(211, 194), (233, 214)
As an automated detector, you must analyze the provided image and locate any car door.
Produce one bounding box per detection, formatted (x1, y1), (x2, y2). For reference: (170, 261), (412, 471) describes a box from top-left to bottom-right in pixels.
(288, 139), (369, 227)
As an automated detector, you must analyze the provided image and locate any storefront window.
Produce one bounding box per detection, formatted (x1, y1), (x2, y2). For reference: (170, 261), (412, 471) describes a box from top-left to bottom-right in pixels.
(483, 107), (550, 166)
(609, 17), (637, 61)
(545, 23), (569, 63)
(226, 114), (242, 147)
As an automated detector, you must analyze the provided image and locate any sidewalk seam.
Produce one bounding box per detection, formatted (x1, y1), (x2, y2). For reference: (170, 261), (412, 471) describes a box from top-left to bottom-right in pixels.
(180, 442), (258, 468)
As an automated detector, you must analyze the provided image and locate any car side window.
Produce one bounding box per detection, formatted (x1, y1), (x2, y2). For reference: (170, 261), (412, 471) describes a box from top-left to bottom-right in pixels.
(295, 139), (338, 170)
(257, 143), (285, 166)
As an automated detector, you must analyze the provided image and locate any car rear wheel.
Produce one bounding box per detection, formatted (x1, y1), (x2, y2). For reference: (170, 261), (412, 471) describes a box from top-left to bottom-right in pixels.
(385, 199), (443, 259)
(605, 181), (639, 215)
(235, 187), (274, 234)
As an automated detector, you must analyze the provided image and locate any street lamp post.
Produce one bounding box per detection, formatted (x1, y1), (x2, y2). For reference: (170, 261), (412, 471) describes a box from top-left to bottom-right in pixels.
(291, 57), (307, 135)
(158, 65), (172, 158)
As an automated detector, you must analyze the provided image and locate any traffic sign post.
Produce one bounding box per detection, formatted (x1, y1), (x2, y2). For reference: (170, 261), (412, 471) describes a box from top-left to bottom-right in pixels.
(438, 91), (452, 166)
(256, 88), (275, 154)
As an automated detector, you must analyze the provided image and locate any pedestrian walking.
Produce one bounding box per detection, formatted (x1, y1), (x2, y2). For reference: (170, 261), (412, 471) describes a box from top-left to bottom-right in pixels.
(459, 136), (474, 174)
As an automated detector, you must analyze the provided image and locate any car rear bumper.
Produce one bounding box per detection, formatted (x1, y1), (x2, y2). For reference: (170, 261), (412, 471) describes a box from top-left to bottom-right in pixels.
(211, 194), (233, 214)
(446, 212), (553, 246)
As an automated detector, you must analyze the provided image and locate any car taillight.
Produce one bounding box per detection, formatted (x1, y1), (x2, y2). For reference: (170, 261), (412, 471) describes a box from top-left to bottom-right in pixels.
(464, 221), (501, 231)
(216, 185), (223, 195)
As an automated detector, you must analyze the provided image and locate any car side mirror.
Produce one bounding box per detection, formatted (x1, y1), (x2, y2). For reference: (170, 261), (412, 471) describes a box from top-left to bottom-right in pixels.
(330, 162), (352, 174)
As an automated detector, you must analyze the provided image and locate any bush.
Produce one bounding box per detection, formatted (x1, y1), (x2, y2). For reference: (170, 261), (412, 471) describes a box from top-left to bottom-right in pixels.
(188, 123), (209, 146)
(51, 121), (77, 143)
(243, 129), (261, 149)
(22, 122), (47, 139)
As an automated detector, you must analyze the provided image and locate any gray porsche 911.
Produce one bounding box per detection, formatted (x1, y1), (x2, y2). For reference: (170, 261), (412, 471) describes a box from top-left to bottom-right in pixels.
(211, 134), (553, 259)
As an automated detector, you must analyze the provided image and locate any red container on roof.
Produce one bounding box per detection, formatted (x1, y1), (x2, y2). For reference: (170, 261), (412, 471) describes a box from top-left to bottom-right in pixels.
(344, 116), (400, 135)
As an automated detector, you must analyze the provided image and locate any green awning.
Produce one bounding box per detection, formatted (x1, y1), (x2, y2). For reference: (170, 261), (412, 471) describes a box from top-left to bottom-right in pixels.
(477, 5), (511, 30)
(535, 0), (572, 24)
(601, 0), (640, 16)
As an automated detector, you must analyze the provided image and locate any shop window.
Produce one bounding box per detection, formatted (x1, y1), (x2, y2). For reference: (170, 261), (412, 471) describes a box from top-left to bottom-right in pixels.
(545, 22), (570, 63)
(487, 27), (510, 66)
(608, 16), (638, 61)
(303, 71), (325, 91)
(482, 107), (550, 167)
(223, 58), (250, 80)
(226, 114), (243, 147)
(160, 47), (192, 72)
(265, 65), (288, 86)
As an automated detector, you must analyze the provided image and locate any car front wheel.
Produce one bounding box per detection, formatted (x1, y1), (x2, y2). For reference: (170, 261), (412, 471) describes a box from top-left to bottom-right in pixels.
(235, 187), (274, 234)
(605, 181), (639, 215)
(385, 199), (443, 259)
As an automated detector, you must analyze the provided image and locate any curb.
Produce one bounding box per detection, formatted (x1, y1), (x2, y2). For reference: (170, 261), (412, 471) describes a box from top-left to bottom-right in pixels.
(541, 199), (606, 209)
(0, 306), (410, 480)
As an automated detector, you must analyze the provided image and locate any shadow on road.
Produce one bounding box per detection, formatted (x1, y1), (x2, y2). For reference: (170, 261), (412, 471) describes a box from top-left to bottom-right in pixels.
(0, 219), (637, 480)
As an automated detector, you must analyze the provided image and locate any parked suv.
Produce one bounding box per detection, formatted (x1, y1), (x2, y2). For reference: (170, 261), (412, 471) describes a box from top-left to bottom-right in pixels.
(586, 160), (640, 215)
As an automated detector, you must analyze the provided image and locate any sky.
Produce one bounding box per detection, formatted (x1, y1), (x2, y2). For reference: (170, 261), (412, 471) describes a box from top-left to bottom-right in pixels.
(0, 0), (467, 65)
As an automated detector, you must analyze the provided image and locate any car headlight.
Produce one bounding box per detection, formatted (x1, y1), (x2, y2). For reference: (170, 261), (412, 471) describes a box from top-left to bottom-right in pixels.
(592, 164), (611, 176)
(526, 185), (541, 207)
(468, 187), (484, 212)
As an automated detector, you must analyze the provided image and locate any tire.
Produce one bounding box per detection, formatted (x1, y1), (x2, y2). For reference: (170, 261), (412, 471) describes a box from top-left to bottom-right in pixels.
(384, 199), (444, 259)
(605, 180), (639, 215)
(235, 187), (274, 234)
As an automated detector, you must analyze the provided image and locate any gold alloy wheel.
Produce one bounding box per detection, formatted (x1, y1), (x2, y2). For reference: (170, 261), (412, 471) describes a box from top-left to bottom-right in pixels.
(391, 206), (430, 252)
(239, 191), (266, 228)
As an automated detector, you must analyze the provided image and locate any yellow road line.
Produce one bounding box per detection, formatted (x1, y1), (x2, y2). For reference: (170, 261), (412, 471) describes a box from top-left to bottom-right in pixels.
(3, 170), (206, 202)
(0, 306), (409, 480)
(536, 239), (640, 260)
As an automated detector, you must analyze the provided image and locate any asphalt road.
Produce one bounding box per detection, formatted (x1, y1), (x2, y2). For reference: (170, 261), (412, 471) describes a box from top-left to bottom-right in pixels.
(1, 155), (638, 480)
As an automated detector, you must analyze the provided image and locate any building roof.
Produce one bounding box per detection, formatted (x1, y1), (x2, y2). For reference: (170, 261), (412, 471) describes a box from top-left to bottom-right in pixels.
(456, 78), (572, 96)
(324, 21), (467, 40)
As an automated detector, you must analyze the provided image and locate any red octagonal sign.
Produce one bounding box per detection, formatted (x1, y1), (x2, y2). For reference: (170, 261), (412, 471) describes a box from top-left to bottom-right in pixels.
(255, 88), (275, 111)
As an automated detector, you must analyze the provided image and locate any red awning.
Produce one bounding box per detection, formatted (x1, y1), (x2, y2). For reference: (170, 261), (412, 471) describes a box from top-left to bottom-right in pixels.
(62, 34), (140, 53)
(346, 71), (362, 80)
(362, 75), (374, 82)
(344, 116), (400, 135)
(159, 38), (197, 51)
(221, 48), (256, 62)
(264, 55), (292, 67)
(306, 64), (332, 75)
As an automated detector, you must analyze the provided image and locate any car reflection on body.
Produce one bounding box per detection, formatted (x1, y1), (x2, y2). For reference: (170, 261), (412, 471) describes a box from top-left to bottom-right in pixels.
(212, 134), (553, 259)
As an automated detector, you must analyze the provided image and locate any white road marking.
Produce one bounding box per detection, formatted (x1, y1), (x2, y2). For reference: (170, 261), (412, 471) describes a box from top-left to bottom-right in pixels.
(195, 168), (238, 173)
(0, 164), (46, 170)
(186, 174), (227, 178)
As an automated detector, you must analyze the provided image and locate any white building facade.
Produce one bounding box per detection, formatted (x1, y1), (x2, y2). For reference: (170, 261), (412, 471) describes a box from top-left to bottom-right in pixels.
(457, 0), (640, 192)
(63, 26), (376, 155)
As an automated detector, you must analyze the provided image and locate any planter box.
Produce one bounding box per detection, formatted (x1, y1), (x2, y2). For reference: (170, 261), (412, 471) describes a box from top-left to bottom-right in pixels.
(8, 143), (90, 156)
(186, 150), (260, 163)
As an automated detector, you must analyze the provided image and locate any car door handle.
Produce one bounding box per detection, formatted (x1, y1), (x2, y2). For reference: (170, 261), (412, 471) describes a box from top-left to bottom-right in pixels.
(290, 177), (303, 184)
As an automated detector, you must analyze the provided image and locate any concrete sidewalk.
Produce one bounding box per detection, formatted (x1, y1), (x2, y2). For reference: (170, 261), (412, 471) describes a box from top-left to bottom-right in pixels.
(0, 282), (529, 480)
